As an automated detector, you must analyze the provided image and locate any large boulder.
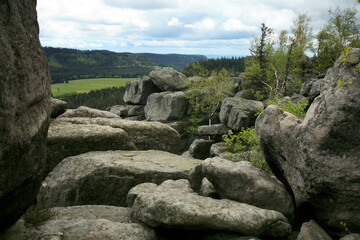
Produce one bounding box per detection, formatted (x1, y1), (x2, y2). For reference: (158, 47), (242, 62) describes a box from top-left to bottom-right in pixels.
(51, 98), (67, 118)
(38, 150), (202, 208)
(145, 91), (188, 121)
(123, 76), (161, 105)
(58, 106), (119, 118)
(57, 117), (182, 154)
(0, 1), (51, 230)
(108, 105), (145, 118)
(189, 139), (215, 160)
(256, 48), (360, 237)
(220, 97), (264, 131)
(296, 220), (333, 240)
(130, 179), (291, 238)
(149, 67), (188, 91)
(0, 206), (156, 240)
(202, 157), (294, 222)
(46, 119), (137, 176)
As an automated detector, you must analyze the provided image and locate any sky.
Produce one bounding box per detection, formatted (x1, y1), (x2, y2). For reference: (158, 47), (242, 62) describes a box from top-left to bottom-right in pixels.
(37, 0), (360, 58)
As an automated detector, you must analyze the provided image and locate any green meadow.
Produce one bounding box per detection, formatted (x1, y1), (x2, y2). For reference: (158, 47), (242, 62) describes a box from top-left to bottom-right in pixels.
(51, 78), (136, 97)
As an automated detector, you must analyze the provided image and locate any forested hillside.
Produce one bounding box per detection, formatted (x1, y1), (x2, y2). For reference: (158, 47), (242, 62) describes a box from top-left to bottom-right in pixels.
(44, 47), (206, 83)
(183, 57), (246, 77)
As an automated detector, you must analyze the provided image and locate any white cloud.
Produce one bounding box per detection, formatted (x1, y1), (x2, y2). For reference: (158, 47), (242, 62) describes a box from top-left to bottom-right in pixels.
(168, 17), (182, 26)
(223, 19), (258, 32)
(185, 18), (216, 30)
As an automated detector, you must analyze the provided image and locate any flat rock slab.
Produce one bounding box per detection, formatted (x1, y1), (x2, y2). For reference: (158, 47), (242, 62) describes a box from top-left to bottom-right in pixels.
(0, 206), (156, 240)
(202, 158), (294, 222)
(130, 179), (291, 238)
(59, 106), (119, 118)
(58, 117), (182, 154)
(38, 150), (202, 208)
(46, 119), (136, 176)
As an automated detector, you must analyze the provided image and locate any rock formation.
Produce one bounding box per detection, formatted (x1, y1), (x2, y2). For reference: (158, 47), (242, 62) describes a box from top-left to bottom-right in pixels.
(256, 48), (360, 237)
(51, 98), (67, 118)
(149, 67), (188, 91)
(0, 0), (51, 230)
(58, 106), (119, 118)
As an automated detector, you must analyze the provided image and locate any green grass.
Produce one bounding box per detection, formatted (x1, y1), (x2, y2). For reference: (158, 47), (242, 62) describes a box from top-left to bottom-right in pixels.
(51, 78), (136, 97)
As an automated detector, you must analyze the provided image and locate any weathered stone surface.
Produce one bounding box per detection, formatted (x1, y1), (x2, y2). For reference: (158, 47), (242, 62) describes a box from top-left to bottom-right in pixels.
(210, 142), (234, 158)
(300, 77), (324, 103)
(46, 119), (136, 176)
(220, 97), (264, 131)
(123, 76), (161, 105)
(340, 234), (360, 240)
(149, 67), (188, 91)
(109, 105), (145, 117)
(202, 157), (294, 222)
(256, 48), (360, 237)
(51, 98), (67, 118)
(198, 124), (230, 136)
(296, 220), (333, 240)
(59, 106), (119, 118)
(0, 206), (156, 240)
(57, 117), (182, 154)
(131, 179), (291, 238)
(0, 0), (52, 230)
(199, 177), (218, 198)
(38, 150), (202, 208)
(145, 91), (188, 121)
(189, 139), (215, 160)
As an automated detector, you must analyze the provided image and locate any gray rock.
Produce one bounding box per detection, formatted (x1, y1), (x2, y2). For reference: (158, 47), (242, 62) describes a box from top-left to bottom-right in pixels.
(300, 77), (324, 103)
(59, 106), (119, 118)
(199, 177), (218, 198)
(210, 142), (234, 158)
(131, 179), (291, 238)
(46, 119), (136, 176)
(145, 91), (188, 121)
(220, 97), (264, 131)
(51, 98), (68, 118)
(0, 1), (52, 230)
(296, 220), (333, 240)
(202, 157), (294, 222)
(189, 139), (215, 160)
(149, 67), (188, 91)
(198, 124), (230, 136)
(38, 150), (202, 208)
(204, 233), (261, 240)
(256, 48), (360, 237)
(340, 234), (360, 240)
(123, 76), (161, 105)
(0, 206), (156, 240)
(58, 117), (182, 154)
(109, 105), (145, 117)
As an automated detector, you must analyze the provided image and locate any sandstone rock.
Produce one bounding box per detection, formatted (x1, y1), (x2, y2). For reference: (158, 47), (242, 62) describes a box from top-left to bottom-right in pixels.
(198, 124), (230, 136)
(300, 77), (324, 103)
(0, 206), (156, 240)
(0, 0), (51, 230)
(189, 139), (215, 160)
(202, 157), (294, 222)
(149, 67), (188, 91)
(199, 177), (218, 198)
(220, 97), (264, 131)
(131, 179), (291, 238)
(51, 98), (67, 118)
(209, 142), (234, 158)
(256, 48), (360, 237)
(145, 91), (188, 121)
(340, 234), (360, 240)
(46, 119), (136, 176)
(58, 106), (119, 118)
(296, 220), (333, 240)
(57, 117), (182, 154)
(38, 150), (202, 208)
(123, 76), (161, 105)
(108, 105), (145, 117)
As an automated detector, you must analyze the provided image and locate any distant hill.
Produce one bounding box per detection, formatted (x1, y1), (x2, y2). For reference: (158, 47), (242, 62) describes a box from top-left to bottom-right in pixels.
(43, 47), (206, 83)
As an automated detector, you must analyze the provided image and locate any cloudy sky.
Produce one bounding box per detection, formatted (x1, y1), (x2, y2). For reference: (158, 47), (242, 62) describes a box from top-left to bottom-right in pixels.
(37, 0), (359, 57)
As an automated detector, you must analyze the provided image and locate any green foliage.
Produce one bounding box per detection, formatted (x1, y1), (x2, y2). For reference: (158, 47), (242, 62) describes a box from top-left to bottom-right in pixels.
(185, 114), (200, 137)
(58, 86), (127, 110)
(185, 69), (234, 121)
(183, 57), (246, 77)
(23, 203), (54, 227)
(266, 96), (309, 119)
